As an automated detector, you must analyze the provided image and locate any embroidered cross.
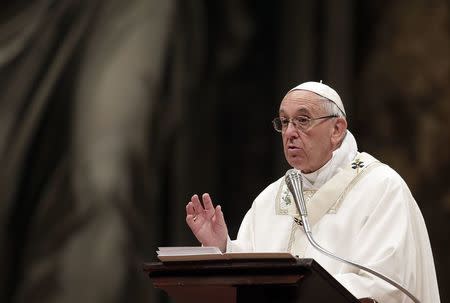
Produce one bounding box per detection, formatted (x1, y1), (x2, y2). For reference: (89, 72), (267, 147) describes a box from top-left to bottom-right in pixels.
(351, 159), (364, 173)
(282, 188), (293, 206)
(294, 217), (303, 226)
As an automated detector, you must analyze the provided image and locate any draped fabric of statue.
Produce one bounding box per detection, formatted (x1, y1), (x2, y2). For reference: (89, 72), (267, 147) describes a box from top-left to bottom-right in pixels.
(0, 1), (174, 302)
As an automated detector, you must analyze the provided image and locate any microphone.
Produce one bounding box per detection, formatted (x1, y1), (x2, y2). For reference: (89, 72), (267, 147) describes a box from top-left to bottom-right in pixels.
(284, 169), (420, 303)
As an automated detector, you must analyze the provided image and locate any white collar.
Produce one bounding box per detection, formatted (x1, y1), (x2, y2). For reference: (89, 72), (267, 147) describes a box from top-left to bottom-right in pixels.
(301, 130), (358, 190)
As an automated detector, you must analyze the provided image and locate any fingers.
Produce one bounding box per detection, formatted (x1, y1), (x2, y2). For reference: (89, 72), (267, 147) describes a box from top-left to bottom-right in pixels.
(190, 194), (204, 215)
(202, 193), (215, 211)
(213, 205), (226, 226)
(186, 202), (196, 225)
(186, 193), (217, 224)
(190, 193), (215, 213)
(186, 201), (195, 215)
(186, 202), (199, 227)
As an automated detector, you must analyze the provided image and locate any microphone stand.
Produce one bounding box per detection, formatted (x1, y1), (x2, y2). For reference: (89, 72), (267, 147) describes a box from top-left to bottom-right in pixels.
(285, 169), (420, 303)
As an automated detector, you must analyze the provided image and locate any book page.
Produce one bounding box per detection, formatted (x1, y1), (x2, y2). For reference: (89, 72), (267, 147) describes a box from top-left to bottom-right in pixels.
(156, 246), (295, 262)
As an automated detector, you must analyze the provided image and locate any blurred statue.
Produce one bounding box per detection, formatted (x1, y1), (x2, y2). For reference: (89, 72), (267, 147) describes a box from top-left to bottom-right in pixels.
(0, 0), (256, 302)
(0, 1), (173, 302)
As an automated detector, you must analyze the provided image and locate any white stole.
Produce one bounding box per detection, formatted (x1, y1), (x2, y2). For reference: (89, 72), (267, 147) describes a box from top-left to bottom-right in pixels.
(275, 152), (382, 257)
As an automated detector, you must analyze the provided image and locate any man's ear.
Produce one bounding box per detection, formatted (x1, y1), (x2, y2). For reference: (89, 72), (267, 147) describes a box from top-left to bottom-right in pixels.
(331, 117), (347, 146)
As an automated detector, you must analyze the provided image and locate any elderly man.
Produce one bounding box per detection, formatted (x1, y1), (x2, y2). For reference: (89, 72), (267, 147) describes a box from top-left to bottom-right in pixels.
(185, 81), (440, 303)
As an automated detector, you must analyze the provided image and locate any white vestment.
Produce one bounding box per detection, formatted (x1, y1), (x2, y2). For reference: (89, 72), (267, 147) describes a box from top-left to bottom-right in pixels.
(227, 131), (440, 303)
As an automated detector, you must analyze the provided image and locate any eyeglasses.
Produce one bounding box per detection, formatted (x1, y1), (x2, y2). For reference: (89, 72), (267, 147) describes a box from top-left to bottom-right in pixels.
(272, 115), (338, 132)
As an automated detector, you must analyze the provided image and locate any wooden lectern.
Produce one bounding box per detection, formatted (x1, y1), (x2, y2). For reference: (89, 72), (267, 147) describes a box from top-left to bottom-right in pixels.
(143, 258), (360, 303)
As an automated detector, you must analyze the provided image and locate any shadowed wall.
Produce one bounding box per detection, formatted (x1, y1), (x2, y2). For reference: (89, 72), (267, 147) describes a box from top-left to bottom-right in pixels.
(0, 1), (448, 302)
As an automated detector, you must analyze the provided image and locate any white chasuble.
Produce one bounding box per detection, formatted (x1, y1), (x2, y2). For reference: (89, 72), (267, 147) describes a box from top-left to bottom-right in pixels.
(226, 131), (440, 303)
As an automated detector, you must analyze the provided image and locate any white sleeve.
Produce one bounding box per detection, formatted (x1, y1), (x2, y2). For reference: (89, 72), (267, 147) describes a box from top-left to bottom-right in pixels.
(226, 178), (283, 253)
(226, 204), (255, 252)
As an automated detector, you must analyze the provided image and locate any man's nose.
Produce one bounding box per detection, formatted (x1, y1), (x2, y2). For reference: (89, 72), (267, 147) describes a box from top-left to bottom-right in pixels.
(284, 121), (299, 137)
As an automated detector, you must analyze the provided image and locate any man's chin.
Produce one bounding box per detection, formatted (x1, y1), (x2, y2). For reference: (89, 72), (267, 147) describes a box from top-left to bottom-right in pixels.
(287, 158), (307, 171)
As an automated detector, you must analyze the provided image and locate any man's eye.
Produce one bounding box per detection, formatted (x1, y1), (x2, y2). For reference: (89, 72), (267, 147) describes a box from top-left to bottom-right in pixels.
(295, 116), (310, 125)
(280, 118), (289, 126)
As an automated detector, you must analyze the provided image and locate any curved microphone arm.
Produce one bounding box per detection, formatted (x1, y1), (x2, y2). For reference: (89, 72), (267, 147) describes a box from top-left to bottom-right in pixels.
(285, 169), (420, 303)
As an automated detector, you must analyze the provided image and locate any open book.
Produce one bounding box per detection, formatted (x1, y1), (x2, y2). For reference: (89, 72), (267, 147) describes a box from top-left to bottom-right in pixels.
(157, 246), (296, 262)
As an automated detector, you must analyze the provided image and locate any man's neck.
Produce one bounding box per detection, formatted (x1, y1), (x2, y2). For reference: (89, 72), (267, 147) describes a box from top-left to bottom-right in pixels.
(300, 130), (357, 189)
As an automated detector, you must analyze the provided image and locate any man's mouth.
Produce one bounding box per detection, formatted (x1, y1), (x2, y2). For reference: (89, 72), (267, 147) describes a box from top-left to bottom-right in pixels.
(288, 145), (300, 150)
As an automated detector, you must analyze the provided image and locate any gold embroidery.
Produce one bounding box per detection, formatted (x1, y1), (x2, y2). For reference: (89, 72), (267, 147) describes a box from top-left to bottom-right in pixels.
(276, 180), (316, 216)
(277, 152), (383, 256)
(277, 152), (381, 216)
(287, 220), (297, 252)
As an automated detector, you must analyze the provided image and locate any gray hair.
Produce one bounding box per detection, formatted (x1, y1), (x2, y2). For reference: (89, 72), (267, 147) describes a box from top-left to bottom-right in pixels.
(320, 97), (346, 118)
(319, 97), (347, 145)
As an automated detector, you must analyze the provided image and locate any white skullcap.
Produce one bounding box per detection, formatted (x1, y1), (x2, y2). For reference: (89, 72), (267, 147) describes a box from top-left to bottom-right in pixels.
(289, 81), (346, 116)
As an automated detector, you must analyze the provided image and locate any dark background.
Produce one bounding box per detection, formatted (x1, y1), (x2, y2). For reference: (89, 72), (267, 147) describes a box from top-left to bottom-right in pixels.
(0, 1), (448, 302)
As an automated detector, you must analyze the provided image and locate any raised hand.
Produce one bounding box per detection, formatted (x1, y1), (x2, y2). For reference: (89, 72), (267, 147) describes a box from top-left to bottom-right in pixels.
(185, 193), (228, 252)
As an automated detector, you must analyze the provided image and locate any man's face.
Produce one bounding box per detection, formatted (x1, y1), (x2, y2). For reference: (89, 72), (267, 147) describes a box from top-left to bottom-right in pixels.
(279, 90), (340, 173)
